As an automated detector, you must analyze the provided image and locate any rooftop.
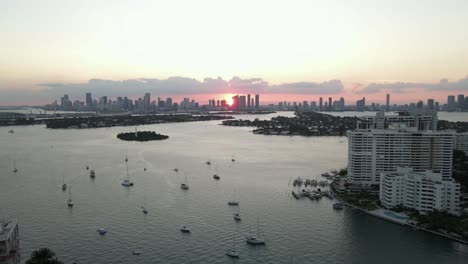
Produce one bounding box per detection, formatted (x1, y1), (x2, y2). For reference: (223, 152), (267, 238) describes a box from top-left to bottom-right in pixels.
(0, 218), (18, 241)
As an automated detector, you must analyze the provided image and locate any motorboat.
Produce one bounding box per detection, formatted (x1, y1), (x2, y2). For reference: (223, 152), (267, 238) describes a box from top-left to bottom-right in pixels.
(142, 206), (148, 214)
(205, 161), (211, 165)
(174, 168), (179, 172)
(228, 200), (239, 206)
(86, 165), (89, 170)
(333, 202), (344, 210)
(97, 228), (107, 235)
(132, 250), (141, 255)
(213, 174), (220, 180)
(8, 130), (14, 133)
(90, 170), (96, 178)
(180, 226), (191, 233)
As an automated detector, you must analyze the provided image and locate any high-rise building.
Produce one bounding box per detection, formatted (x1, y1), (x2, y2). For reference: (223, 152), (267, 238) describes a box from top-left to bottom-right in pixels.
(86, 92), (92, 107)
(356, 97), (366, 111)
(427, 99), (435, 110)
(328, 97), (332, 111)
(239, 95), (247, 110)
(458, 94), (465, 110)
(247, 94), (251, 109)
(339, 97), (345, 111)
(380, 167), (460, 216)
(255, 94), (259, 109)
(319, 97), (323, 111)
(166, 98), (173, 109)
(447, 95), (456, 111)
(348, 128), (454, 185)
(232, 95), (239, 110)
(386, 94), (390, 111)
(144, 93), (151, 111)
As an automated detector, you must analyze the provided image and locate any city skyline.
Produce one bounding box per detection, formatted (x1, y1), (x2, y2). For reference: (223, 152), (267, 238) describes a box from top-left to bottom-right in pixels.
(2, 0), (468, 105)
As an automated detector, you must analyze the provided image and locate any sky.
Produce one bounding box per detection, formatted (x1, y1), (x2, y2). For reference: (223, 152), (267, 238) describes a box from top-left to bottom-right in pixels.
(1, 0), (468, 105)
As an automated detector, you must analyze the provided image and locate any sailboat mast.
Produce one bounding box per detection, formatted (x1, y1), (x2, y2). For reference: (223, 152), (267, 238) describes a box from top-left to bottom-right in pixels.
(257, 218), (260, 238)
(126, 155), (129, 180)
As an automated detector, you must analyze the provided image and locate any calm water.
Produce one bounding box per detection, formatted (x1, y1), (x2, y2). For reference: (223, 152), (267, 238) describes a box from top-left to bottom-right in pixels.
(1, 114), (468, 264)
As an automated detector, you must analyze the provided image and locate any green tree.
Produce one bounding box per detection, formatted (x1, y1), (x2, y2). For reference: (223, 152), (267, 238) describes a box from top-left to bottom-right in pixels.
(26, 248), (64, 264)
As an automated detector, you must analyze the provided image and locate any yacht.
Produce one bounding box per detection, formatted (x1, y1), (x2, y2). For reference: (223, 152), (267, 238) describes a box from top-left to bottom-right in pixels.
(62, 175), (67, 191)
(233, 212), (241, 221)
(228, 190), (240, 205)
(67, 187), (74, 207)
(121, 155), (134, 187)
(13, 160), (18, 173)
(226, 238), (239, 258)
(97, 228), (107, 235)
(246, 219), (265, 245)
(180, 226), (191, 233)
(132, 250), (141, 255)
(181, 176), (189, 190)
(90, 170), (96, 178)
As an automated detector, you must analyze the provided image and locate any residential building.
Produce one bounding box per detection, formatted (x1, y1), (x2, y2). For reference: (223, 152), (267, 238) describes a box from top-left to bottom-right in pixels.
(356, 110), (438, 131)
(454, 133), (468, 155)
(0, 218), (20, 264)
(380, 167), (461, 216)
(347, 126), (454, 185)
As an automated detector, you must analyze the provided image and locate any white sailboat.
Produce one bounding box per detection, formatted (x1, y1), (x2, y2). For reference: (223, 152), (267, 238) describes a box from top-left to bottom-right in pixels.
(13, 160), (18, 173)
(121, 155), (134, 187)
(67, 186), (74, 207)
(226, 236), (239, 258)
(246, 218), (265, 245)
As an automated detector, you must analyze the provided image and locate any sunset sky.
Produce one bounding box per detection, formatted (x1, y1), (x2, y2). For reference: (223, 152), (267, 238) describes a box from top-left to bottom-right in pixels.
(1, 0), (468, 105)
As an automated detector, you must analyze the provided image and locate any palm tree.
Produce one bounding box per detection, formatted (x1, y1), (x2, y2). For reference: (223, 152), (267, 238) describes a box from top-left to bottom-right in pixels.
(26, 248), (64, 264)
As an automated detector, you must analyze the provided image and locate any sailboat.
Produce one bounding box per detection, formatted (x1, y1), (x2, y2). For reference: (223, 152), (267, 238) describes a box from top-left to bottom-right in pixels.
(142, 196), (148, 214)
(246, 218), (265, 245)
(13, 160), (18, 173)
(67, 186), (74, 207)
(226, 236), (239, 258)
(228, 191), (239, 206)
(213, 164), (220, 180)
(62, 175), (67, 191)
(233, 207), (241, 221)
(181, 175), (189, 190)
(121, 155), (134, 187)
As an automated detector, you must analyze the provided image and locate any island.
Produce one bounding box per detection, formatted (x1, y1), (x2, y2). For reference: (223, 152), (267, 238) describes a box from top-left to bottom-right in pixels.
(117, 131), (169, 141)
(221, 111), (358, 136)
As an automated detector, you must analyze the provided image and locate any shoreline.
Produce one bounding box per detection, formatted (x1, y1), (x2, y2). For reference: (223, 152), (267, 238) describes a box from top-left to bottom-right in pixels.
(331, 190), (468, 245)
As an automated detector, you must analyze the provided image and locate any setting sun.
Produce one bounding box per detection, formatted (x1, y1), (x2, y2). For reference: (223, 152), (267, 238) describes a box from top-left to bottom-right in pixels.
(223, 94), (235, 106)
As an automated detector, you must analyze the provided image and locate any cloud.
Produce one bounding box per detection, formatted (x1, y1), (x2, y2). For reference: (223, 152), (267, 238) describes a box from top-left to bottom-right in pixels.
(358, 75), (468, 94)
(270, 79), (344, 94)
(35, 76), (344, 99)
